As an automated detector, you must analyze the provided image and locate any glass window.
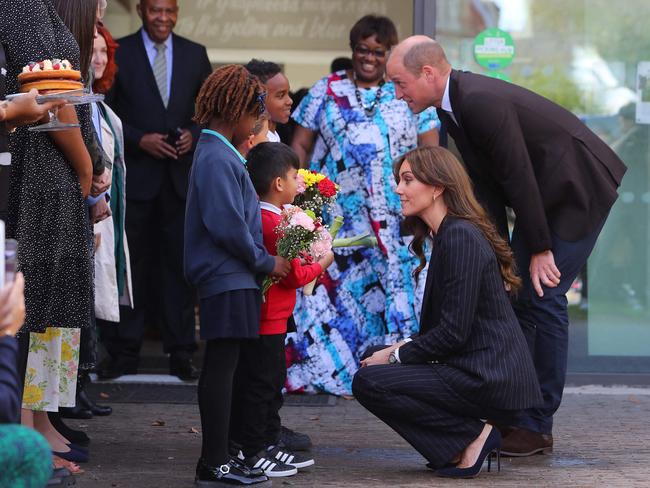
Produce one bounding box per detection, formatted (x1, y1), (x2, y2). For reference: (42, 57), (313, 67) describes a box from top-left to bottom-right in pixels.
(435, 0), (650, 373)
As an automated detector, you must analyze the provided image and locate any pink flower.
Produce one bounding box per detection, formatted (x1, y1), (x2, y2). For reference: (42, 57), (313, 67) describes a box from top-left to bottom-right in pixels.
(290, 211), (315, 231)
(295, 172), (306, 194)
(310, 228), (332, 259)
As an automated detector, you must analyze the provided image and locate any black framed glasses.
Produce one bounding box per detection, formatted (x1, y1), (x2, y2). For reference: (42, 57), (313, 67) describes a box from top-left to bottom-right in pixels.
(354, 45), (387, 59)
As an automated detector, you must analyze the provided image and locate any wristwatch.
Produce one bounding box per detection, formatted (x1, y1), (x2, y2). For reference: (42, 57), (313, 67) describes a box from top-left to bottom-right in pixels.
(388, 350), (398, 364)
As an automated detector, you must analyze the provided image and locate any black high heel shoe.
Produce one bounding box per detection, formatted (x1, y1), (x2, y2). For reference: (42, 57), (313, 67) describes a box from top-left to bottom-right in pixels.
(436, 427), (502, 479)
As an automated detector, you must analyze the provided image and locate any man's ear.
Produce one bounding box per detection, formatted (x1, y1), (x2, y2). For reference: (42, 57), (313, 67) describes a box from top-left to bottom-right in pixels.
(136, 3), (143, 19)
(422, 65), (436, 83)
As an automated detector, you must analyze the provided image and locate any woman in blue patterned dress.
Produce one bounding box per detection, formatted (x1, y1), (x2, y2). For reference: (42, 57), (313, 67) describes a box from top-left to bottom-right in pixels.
(290, 15), (440, 395)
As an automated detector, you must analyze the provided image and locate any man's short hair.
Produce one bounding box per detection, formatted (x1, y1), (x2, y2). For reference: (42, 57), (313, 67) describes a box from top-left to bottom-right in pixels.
(402, 40), (449, 75)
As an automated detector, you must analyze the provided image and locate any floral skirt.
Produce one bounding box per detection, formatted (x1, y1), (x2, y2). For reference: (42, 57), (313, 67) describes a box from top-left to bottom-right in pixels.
(22, 327), (81, 412)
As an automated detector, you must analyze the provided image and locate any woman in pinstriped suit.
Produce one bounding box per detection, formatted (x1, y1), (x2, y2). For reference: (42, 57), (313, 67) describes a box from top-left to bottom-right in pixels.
(352, 146), (542, 478)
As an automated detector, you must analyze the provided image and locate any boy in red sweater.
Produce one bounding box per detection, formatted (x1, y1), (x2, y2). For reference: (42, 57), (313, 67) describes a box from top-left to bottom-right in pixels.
(230, 142), (334, 478)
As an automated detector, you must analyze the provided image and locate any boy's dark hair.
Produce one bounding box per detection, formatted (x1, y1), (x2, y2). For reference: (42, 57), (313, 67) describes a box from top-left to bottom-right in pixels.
(247, 142), (300, 196)
(349, 15), (398, 50)
(194, 64), (264, 125)
(244, 59), (282, 84)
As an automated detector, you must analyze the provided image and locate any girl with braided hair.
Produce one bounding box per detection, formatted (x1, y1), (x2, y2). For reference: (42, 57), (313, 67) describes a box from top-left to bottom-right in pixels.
(185, 64), (291, 487)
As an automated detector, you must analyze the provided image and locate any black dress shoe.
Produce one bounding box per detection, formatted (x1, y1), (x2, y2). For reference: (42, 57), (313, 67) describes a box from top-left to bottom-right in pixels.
(280, 426), (312, 451)
(97, 360), (138, 380)
(78, 389), (112, 416)
(195, 458), (270, 486)
(59, 404), (93, 420)
(48, 412), (90, 446)
(170, 355), (199, 381)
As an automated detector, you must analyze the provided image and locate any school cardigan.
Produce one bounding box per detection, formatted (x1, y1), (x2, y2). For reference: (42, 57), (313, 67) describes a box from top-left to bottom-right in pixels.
(184, 131), (275, 298)
(260, 204), (322, 335)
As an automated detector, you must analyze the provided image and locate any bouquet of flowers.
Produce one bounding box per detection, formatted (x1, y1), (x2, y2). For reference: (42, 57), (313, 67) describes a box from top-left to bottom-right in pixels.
(261, 206), (331, 297)
(294, 169), (339, 218)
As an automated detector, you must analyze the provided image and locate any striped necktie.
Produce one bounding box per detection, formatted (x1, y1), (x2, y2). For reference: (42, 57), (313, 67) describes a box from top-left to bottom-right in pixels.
(153, 43), (168, 107)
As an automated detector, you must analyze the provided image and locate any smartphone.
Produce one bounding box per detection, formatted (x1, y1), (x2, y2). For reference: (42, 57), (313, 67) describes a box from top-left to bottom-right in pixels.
(166, 127), (183, 149)
(0, 221), (17, 284)
(4, 239), (16, 284)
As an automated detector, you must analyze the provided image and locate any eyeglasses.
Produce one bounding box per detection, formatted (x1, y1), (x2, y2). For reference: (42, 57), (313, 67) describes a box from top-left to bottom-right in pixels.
(354, 45), (387, 59)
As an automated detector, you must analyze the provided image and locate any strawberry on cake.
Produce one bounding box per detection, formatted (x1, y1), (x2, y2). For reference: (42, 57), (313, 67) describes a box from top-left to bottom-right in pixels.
(18, 59), (84, 93)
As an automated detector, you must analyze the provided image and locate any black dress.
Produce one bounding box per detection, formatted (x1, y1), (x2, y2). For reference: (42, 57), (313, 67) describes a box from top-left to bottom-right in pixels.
(0, 0), (93, 333)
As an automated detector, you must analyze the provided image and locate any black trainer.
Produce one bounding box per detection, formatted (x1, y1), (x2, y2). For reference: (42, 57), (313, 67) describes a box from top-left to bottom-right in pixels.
(195, 458), (271, 486)
(243, 451), (297, 478)
(266, 444), (314, 469)
(279, 426), (312, 451)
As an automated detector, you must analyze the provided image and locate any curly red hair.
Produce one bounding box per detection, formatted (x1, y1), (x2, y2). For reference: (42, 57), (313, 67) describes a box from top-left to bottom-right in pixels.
(92, 22), (119, 94)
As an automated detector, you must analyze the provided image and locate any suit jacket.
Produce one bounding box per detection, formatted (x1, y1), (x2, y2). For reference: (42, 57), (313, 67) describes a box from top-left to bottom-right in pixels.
(107, 30), (212, 201)
(399, 217), (542, 410)
(0, 336), (20, 424)
(438, 70), (627, 253)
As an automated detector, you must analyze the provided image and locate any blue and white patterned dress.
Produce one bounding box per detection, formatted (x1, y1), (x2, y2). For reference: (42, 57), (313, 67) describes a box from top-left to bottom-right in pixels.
(288, 70), (439, 395)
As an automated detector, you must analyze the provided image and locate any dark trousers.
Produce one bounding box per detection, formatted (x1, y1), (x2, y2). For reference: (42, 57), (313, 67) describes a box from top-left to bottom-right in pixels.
(198, 338), (243, 467)
(100, 173), (196, 364)
(230, 334), (286, 456)
(352, 359), (512, 469)
(511, 217), (606, 435)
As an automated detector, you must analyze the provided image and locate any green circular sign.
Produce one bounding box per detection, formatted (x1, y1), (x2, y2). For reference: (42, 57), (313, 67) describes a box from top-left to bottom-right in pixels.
(473, 28), (515, 70)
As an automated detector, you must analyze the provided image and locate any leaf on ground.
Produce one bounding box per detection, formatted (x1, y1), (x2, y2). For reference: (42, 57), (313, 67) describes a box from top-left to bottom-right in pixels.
(188, 427), (200, 434)
(629, 395), (641, 404)
(309, 416), (320, 421)
(99, 392), (110, 399)
(341, 395), (354, 401)
(151, 419), (166, 426)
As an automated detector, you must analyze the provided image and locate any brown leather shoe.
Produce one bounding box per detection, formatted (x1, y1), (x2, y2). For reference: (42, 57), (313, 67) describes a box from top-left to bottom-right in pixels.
(501, 427), (553, 457)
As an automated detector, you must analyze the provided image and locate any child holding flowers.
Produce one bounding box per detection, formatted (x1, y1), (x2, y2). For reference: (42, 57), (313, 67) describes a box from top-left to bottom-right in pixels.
(184, 65), (291, 487)
(231, 142), (333, 477)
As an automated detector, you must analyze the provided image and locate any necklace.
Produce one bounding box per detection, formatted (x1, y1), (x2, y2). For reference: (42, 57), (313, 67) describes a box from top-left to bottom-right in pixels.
(352, 72), (384, 118)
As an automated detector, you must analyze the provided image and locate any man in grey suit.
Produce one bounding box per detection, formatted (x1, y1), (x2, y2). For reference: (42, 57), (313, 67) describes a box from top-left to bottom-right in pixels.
(386, 35), (626, 456)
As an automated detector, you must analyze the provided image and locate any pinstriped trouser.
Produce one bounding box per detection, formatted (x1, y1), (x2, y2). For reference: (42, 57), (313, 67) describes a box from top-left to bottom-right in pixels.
(352, 363), (511, 469)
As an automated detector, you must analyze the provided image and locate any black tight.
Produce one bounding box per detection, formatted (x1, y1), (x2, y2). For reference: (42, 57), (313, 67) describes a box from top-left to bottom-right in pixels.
(198, 338), (242, 466)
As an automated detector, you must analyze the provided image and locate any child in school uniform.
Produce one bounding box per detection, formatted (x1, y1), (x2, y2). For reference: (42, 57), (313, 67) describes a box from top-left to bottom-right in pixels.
(244, 60), (292, 143)
(236, 114), (269, 158)
(245, 60), (314, 454)
(229, 142), (334, 477)
(185, 65), (291, 487)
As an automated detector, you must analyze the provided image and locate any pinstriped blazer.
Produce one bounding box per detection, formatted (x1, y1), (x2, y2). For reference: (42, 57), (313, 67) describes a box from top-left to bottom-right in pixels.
(399, 216), (542, 410)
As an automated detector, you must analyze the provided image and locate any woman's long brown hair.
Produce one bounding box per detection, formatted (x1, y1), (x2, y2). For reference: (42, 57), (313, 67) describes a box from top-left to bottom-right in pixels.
(53, 0), (99, 79)
(394, 146), (521, 293)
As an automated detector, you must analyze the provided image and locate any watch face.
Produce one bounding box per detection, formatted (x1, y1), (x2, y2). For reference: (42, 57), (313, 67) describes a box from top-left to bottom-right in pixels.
(388, 352), (397, 364)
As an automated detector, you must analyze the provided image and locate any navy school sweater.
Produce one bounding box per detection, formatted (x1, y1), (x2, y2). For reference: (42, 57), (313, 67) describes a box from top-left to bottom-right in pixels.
(184, 131), (275, 298)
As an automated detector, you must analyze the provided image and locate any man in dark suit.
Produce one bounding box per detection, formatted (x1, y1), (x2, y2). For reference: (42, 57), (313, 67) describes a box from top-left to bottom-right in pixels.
(104, 0), (212, 380)
(387, 36), (626, 456)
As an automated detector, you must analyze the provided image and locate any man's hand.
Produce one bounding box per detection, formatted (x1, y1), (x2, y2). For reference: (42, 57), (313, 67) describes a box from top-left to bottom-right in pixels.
(2, 89), (65, 129)
(270, 256), (291, 279)
(0, 273), (26, 337)
(176, 129), (193, 156)
(529, 250), (561, 297)
(139, 133), (178, 160)
(360, 345), (396, 367)
(90, 197), (112, 224)
(91, 168), (111, 196)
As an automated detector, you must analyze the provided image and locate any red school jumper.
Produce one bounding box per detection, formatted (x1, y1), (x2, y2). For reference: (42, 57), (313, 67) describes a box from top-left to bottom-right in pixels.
(260, 202), (323, 335)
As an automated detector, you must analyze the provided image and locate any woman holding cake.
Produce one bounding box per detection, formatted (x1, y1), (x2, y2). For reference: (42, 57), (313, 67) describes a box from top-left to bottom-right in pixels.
(0, 0), (99, 471)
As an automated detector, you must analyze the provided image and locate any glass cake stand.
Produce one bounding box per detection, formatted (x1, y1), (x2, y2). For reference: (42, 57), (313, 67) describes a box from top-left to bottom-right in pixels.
(6, 89), (104, 132)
